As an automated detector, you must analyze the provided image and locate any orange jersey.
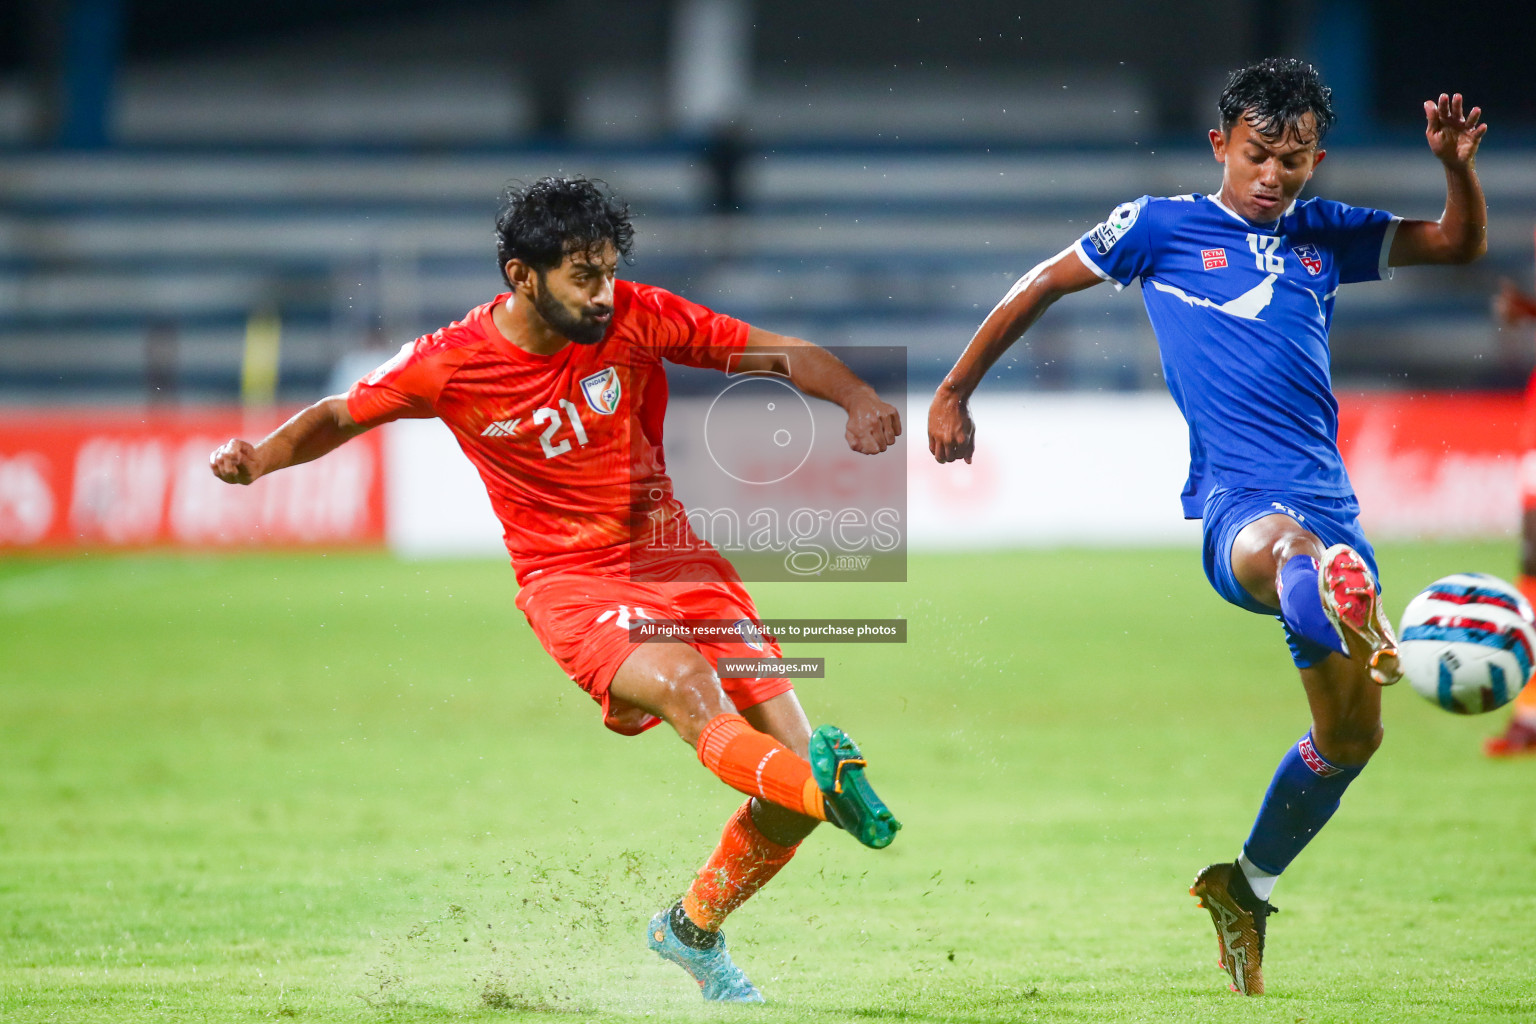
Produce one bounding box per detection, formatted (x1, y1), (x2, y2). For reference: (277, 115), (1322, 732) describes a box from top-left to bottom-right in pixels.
(347, 280), (749, 584)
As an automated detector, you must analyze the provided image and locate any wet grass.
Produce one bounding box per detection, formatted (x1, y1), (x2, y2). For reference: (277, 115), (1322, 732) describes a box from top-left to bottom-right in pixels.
(1, 544), (1531, 1022)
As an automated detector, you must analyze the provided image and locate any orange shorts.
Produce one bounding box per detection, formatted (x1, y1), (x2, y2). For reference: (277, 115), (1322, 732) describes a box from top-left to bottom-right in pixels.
(514, 552), (792, 735)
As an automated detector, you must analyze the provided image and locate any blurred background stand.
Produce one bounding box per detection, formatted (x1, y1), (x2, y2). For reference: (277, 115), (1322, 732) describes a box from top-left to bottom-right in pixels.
(143, 319), (177, 405)
(671, 0), (750, 213)
(22, 0), (125, 148)
(0, 0), (1532, 406)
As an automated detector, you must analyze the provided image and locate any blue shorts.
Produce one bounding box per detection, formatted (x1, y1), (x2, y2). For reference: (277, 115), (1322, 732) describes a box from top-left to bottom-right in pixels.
(1200, 487), (1380, 669)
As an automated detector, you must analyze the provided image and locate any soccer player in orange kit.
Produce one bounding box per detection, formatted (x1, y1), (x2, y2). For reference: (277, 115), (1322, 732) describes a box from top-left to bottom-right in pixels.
(1488, 262), (1536, 754)
(209, 176), (902, 1003)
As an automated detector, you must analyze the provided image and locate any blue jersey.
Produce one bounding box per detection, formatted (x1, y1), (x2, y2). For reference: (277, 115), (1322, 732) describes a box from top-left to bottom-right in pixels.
(1075, 193), (1399, 517)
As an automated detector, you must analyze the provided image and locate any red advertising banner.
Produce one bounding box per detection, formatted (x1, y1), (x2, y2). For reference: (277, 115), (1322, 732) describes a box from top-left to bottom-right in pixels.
(0, 393), (1522, 551)
(1338, 391), (1524, 538)
(0, 410), (385, 549)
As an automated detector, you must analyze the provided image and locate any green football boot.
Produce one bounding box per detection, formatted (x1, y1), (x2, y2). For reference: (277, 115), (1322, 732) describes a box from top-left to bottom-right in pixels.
(809, 724), (901, 849)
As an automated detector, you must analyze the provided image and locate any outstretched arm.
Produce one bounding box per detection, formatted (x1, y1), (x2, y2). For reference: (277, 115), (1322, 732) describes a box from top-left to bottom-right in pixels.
(739, 328), (902, 454)
(1389, 93), (1488, 267)
(209, 395), (367, 485)
(928, 245), (1104, 464)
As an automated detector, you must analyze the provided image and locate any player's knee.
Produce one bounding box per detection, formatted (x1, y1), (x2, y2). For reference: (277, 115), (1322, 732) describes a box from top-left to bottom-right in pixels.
(1269, 527), (1323, 568)
(1232, 520), (1321, 605)
(1317, 718), (1383, 764)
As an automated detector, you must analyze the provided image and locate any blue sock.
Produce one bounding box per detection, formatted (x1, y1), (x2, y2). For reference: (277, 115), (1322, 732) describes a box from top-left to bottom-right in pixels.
(1278, 555), (1346, 657)
(1242, 732), (1365, 875)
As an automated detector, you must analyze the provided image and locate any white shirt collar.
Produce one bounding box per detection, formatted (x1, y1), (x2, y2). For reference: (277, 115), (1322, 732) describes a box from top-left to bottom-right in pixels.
(1206, 192), (1297, 229)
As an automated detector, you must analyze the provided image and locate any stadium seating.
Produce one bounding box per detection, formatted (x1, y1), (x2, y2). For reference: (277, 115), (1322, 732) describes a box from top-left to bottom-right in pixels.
(1, 144), (1532, 402)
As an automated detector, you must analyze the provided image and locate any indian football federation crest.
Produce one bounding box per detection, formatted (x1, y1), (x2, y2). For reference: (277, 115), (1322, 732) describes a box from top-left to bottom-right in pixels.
(734, 618), (767, 651)
(579, 367), (621, 415)
(1291, 243), (1323, 276)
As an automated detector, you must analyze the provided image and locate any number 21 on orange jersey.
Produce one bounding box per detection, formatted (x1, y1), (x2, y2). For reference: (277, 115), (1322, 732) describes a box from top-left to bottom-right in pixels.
(532, 399), (590, 459)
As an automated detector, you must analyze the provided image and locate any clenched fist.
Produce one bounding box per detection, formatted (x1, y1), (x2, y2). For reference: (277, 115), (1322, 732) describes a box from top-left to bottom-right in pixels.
(845, 394), (902, 454)
(209, 439), (264, 485)
(927, 389), (975, 465)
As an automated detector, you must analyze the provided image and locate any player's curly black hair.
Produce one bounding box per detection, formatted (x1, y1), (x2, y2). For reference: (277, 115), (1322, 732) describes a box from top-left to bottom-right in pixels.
(494, 176), (635, 284)
(1218, 57), (1336, 144)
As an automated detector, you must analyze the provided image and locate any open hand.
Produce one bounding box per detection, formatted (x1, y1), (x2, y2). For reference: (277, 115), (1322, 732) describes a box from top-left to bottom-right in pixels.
(1424, 93), (1486, 169)
(845, 394), (902, 454)
(927, 390), (975, 465)
(209, 439), (263, 484)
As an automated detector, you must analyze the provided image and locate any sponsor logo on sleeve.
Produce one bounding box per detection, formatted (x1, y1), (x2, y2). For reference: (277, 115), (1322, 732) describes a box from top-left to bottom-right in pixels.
(1201, 248), (1228, 270)
(363, 342), (414, 385)
(1291, 243), (1323, 276)
(580, 367), (622, 415)
(1089, 201), (1140, 255)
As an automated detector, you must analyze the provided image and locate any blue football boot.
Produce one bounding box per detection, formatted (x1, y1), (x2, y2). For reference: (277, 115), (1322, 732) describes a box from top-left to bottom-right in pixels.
(646, 907), (764, 1003)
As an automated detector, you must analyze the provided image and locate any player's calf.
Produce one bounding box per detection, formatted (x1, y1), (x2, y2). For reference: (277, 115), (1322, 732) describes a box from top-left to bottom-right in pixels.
(694, 715), (901, 849)
(747, 796), (819, 847)
(611, 645), (899, 845)
(1200, 726), (1368, 995)
(681, 801), (802, 933)
(696, 713), (829, 820)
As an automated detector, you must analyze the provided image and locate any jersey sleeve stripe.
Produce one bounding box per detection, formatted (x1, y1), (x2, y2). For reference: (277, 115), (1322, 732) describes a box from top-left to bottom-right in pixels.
(1074, 240), (1123, 291)
(1378, 216), (1402, 280)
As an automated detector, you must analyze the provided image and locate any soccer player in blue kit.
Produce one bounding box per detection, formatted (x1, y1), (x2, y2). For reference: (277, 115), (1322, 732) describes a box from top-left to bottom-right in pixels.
(928, 59), (1488, 995)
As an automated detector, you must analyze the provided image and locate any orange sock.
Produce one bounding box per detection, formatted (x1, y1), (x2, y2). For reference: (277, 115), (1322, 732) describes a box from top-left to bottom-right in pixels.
(695, 714), (826, 821)
(1514, 686), (1536, 719)
(682, 800), (800, 931)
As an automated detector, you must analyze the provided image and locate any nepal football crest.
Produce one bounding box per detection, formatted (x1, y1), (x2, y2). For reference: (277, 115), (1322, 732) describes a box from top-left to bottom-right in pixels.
(579, 367), (622, 415)
(1291, 243), (1323, 276)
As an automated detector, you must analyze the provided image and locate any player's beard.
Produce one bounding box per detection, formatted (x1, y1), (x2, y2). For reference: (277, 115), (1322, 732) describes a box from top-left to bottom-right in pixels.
(532, 275), (609, 346)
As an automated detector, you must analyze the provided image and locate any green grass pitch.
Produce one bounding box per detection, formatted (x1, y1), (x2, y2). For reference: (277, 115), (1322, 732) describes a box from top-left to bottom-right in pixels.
(2, 544), (1532, 1023)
